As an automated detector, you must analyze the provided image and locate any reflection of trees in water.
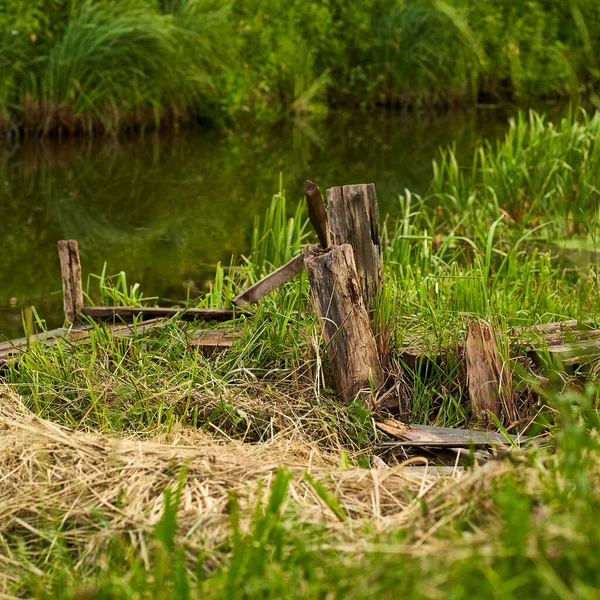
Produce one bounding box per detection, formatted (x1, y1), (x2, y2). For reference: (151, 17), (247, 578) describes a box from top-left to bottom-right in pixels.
(1, 109), (512, 335)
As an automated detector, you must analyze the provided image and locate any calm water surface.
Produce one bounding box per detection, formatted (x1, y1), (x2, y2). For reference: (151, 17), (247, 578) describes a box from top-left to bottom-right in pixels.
(0, 109), (513, 338)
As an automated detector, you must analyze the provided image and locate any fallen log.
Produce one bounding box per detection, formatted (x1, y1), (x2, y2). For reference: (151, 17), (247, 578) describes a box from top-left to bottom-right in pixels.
(304, 243), (384, 403)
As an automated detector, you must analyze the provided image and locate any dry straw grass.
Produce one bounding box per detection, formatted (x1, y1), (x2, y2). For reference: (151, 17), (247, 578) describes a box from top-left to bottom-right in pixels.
(0, 384), (516, 589)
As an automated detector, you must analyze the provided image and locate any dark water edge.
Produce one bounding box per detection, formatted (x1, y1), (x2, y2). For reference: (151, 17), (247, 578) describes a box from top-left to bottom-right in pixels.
(0, 105), (563, 339)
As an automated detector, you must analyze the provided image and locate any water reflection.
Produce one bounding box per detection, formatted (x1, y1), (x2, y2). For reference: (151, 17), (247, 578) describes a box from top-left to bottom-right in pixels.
(0, 109), (511, 338)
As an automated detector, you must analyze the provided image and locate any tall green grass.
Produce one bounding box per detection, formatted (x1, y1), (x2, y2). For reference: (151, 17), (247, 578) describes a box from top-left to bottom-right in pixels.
(4, 0), (230, 135)
(5, 109), (600, 430)
(3, 0), (600, 135)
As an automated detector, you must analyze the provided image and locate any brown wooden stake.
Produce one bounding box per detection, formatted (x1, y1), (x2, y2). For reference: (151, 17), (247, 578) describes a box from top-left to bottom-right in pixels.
(233, 254), (304, 306)
(303, 243), (384, 404)
(326, 183), (382, 312)
(304, 180), (330, 248)
(465, 321), (514, 430)
(57, 240), (84, 324)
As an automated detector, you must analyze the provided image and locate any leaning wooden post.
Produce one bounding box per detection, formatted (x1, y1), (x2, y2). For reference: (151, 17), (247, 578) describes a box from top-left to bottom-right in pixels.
(57, 240), (84, 324)
(303, 244), (384, 404)
(326, 183), (382, 312)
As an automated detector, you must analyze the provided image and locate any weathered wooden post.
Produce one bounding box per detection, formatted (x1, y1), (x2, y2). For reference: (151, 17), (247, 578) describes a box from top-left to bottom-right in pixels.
(303, 243), (384, 404)
(465, 321), (515, 430)
(57, 240), (84, 324)
(326, 183), (382, 312)
(304, 180), (330, 248)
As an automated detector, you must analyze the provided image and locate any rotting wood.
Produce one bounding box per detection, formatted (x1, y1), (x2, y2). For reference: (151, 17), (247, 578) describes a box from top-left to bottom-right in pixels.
(57, 240), (84, 324)
(233, 254), (304, 306)
(303, 243), (384, 404)
(326, 183), (382, 312)
(398, 323), (600, 371)
(376, 418), (518, 448)
(304, 180), (330, 248)
(81, 306), (236, 322)
(466, 321), (515, 430)
(232, 179), (330, 307)
(1, 321), (235, 369)
(188, 329), (235, 356)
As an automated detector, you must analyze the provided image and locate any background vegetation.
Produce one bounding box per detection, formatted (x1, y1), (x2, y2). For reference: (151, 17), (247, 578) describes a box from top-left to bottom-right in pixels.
(2, 0), (600, 135)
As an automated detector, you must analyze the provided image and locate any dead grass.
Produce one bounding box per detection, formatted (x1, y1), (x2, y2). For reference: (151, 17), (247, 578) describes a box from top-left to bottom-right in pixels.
(0, 383), (472, 589)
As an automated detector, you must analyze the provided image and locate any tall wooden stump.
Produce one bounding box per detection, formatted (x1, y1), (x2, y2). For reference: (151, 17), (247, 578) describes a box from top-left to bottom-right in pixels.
(303, 244), (384, 404)
(57, 240), (84, 324)
(326, 184), (382, 312)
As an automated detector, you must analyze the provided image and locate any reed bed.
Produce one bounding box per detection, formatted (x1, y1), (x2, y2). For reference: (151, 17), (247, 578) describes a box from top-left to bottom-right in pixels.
(3, 0), (600, 136)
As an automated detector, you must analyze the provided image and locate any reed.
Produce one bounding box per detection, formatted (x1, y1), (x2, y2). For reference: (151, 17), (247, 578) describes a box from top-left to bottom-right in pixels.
(3, 0), (600, 136)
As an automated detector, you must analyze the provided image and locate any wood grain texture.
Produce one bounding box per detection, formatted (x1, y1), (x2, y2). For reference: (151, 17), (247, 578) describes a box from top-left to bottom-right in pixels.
(466, 321), (514, 430)
(326, 183), (382, 312)
(377, 418), (518, 447)
(303, 243), (383, 403)
(81, 306), (236, 322)
(233, 254), (304, 306)
(57, 240), (84, 324)
(304, 180), (330, 247)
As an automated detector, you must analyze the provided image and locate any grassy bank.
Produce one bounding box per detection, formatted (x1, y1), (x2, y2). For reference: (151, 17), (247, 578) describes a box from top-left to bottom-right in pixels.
(2, 109), (600, 596)
(3, 0), (600, 135)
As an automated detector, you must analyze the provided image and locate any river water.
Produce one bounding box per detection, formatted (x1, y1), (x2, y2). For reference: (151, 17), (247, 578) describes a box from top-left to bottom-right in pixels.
(0, 109), (514, 339)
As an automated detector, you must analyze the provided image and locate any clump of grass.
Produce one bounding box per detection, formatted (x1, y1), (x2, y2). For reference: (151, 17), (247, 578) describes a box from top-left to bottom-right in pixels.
(8, 0), (230, 136)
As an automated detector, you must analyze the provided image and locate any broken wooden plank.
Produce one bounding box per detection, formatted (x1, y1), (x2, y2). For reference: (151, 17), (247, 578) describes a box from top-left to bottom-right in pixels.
(1, 321), (236, 369)
(0, 320), (165, 365)
(81, 306), (237, 322)
(533, 338), (600, 366)
(57, 240), (84, 324)
(304, 243), (384, 404)
(396, 320), (600, 372)
(188, 329), (234, 348)
(233, 254), (304, 306)
(304, 180), (330, 248)
(188, 329), (235, 356)
(327, 183), (382, 312)
(465, 321), (515, 429)
(377, 419), (518, 448)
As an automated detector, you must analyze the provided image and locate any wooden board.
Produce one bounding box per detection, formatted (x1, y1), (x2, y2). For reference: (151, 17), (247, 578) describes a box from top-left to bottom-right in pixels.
(304, 180), (330, 248)
(81, 306), (237, 322)
(1, 321), (235, 369)
(57, 240), (84, 323)
(377, 418), (518, 448)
